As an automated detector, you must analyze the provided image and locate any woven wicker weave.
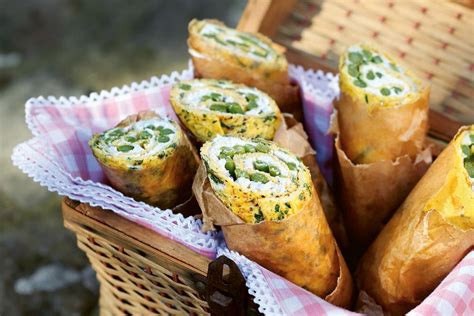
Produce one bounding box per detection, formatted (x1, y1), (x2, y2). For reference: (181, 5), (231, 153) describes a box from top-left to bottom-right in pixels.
(271, 0), (474, 124)
(62, 199), (210, 315)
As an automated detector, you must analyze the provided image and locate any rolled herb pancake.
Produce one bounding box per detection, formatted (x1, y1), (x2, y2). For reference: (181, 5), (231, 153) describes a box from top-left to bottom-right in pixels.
(356, 126), (474, 315)
(336, 43), (429, 164)
(188, 19), (300, 118)
(194, 136), (353, 307)
(89, 111), (198, 209)
(170, 79), (281, 142)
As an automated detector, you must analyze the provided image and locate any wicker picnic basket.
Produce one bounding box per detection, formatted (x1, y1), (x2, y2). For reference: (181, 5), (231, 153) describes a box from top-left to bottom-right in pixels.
(62, 0), (472, 315)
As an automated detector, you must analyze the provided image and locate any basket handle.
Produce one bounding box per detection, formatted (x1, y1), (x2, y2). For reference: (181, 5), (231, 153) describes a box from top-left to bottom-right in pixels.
(207, 256), (247, 316)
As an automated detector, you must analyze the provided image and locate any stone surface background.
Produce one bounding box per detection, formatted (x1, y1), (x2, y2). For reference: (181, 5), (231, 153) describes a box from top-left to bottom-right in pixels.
(0, 1), (244, 314)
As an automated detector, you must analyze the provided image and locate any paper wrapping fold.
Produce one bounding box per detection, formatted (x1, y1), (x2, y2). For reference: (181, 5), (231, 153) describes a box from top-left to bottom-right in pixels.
(276, 114), (348, 247)
(330, 112), (432, 249)
(193, 115), (353, 307)
(90, 111), (200, 210)
(356, 126), (474, 316)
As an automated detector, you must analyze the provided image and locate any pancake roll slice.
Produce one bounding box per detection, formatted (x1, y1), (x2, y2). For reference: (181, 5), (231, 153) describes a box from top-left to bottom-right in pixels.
(170, 79), (281, 142)
(337, 43), (429, 164)
(188, 19), (300, 117)
(193, 136), (353, 307)
(89, 111), (198, 209)
(356, 125), (474, 316)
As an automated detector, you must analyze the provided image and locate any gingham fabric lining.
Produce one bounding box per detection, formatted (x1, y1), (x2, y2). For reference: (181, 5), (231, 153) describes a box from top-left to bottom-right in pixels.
(13, 62), (473, 315)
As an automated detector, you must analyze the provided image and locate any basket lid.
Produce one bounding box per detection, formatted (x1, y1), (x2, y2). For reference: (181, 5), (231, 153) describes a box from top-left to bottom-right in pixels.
(238, 0), (474, 127)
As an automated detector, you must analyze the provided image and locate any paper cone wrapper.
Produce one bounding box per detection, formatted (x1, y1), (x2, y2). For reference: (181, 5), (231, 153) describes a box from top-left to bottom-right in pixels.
(330, 112), (432, 249)
(193, 115), (353, 307)
(356, 125), (474, 315)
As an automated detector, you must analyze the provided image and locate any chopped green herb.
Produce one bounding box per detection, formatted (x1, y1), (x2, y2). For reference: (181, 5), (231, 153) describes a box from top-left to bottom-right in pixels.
(362, 49), (373, 60)
(246, 93), (258, 101)
(108, 129), (124, 137)
(233, 145), (246, 155)
(381, 87), (391, 96)
(353, 79), (367, 88)
(125, 136), (137, 142)
(228, 103), (245, 114)
(286, 162), (297, 170)
(219, 146), (235, 158)
(117, 145), (134, 152)
(146, 125), (157, 130)
(348, 52), (363, 64)
(393, 87), (403, 94)
(462, 145), (471, 156)
(372, 56), (383, 63)
(254, 209), (264, 223)
(247, 100), (258, 110)
(210, 103), (228, 112)
(464, 160), (474, 178)
(244, 144), (256, 153)
(269, 165), (280, 177)
(209, 172), (223, 184)
(255, 143), (270, 153)
(210, 92), (222, 100)
(274, 204), (280, 213)
(469, 134), (474, 142)
(251, 50), (268, 58)
(365, 95), (369, 103)
(225, 159), (235, 177)
(254, 160), (269, 173)
(201, 95), (211, 102)
(160, 128), (174, 135)
(158, 135), (170, 143)
(390, 63), (399, 72)
(250, 172), (269, 183)
(179, 83), (191, 90)
(298, 193), (304, 200)
(235, 169), (249, 179)
(348, 64), (359, 77)
(366, 70), (375, 80)
(139, 131), (152, 140)
(376, 72), (383, 78)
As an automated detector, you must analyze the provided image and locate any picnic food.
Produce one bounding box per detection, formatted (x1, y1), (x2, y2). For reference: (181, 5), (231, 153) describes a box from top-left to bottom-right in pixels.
(188, 19), (300, 117)
(334, 44), (431, 248)
(356, 125), (474, 315)
(336, 43), (429, 164)
(194, 136), (353, 307)
(170, 79), (281, 142)
(89, 111), (198, 209)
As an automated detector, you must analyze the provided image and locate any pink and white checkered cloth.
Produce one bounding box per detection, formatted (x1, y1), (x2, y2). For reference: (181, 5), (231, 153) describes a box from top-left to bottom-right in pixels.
(12, 63), (473, 315)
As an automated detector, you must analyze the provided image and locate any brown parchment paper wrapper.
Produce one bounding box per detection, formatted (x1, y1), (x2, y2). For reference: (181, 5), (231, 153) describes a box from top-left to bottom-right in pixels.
(193, 115), (353, 307)
(356, 125), (474, 316)
(330, 112), (432, 249)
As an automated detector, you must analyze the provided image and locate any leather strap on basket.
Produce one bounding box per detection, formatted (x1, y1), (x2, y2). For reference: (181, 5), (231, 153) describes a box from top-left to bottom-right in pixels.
(207, 256), (247, 316)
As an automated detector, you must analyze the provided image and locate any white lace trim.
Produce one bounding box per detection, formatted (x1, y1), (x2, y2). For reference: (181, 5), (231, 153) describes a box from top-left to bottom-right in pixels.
(14, 61), (338, 269)
(289, 64), (339, 102)
(218, 247), (285, 316)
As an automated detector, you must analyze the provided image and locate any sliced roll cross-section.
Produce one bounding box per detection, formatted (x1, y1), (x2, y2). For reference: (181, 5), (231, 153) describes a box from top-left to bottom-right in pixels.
(89, 111), (198, 209)
(200, 135), (312, 223)
(337, 43), (429, 164)
(170, 79), (281, 142)
(188, 19), (300, 117)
